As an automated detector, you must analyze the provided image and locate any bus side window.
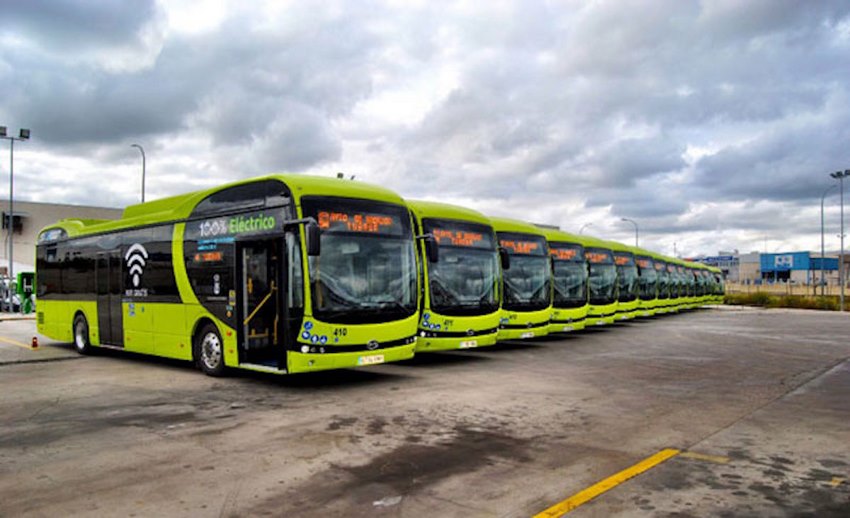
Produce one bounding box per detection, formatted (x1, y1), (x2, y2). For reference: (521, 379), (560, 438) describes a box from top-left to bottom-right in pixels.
(286, 233), (303, 309)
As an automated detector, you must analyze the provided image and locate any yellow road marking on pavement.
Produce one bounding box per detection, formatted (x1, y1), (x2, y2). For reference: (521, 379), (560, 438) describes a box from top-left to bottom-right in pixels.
(830, 477), (845, 488)
(679, 451), (730, 464)
(533, 448), (680, 517)
(0, 335), (35, 350)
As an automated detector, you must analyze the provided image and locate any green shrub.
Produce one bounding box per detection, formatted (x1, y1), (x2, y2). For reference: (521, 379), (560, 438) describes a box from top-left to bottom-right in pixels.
(724, 292), (841, 311)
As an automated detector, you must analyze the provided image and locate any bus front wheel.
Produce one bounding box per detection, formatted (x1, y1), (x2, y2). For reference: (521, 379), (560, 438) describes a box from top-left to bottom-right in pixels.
(195, 323), (226, 377)
(73, 314), (93, 355)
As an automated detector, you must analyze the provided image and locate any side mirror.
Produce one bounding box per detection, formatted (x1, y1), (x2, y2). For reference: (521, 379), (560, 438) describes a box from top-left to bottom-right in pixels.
(499, 247), (510, 270)
(425, 236), (439, 263)
(305, 221), (321, 256)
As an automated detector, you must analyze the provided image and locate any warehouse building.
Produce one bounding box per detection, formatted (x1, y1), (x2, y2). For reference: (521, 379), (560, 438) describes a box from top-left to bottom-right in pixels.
(0, 199), (122, 275)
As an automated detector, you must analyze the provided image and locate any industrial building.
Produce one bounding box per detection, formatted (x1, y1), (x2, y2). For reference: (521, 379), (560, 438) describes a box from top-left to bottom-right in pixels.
(0, 199), (122, 274)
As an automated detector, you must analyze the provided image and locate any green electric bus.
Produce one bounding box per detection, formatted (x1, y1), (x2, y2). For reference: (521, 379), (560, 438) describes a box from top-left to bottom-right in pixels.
(490, 217), (551, 340)
(36, 174), (419, 376)
(407, 200), (502, 351)
(633, 248), (659, 317)
(666, 260), (683, 313)
(708, 265), (725, 304)
(542, 228), (589, 333)
(610, 240), (639, 320)
(583, 236), (618, 326)
(685, 262), (702, 309)
(652, 253), (672, 314)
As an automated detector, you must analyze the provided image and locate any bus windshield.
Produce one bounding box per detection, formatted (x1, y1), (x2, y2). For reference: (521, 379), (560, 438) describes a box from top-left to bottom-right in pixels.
(550, 243), (587, 308)
(586, 247), (616, 305)
(636, 256), (657, 300)
(655, 263), (669, 299)
(614, 252), (638, 302)
(423, 219), (499, 316)
(498, 232), (550, 311)
(302, 197), (417, 324)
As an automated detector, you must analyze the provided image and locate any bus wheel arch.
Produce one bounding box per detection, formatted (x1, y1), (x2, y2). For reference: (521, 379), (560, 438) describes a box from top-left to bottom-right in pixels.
(72, 311), (94, 355)
(192, 318), (226, 377)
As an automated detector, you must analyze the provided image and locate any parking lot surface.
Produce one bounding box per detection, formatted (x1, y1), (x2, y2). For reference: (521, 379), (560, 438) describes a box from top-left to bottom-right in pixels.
(1, 307), (848, 517)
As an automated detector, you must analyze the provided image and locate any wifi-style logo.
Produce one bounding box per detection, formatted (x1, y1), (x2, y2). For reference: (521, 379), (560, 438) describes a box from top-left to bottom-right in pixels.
(125, 243), (149, 288)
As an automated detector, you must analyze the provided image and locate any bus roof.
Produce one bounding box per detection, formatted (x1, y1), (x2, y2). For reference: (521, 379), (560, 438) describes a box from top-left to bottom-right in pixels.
(40, 174), (405, 239)
(489, 216), (547, 237)
(578, 234), (614, 251)
(538, 227), (584, 247)
(406, 200), (492, 226)
(602, 239), (634, 254)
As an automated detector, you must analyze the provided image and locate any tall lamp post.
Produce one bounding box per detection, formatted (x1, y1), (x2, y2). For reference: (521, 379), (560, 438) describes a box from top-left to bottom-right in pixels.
(579, 223), (593, 234)
(820, 185), (837, 296)
(621, 217), (639, 247)
(0, 126), (30, 288)
(830, 170), (850, 312)
(130, 144), (146, 203)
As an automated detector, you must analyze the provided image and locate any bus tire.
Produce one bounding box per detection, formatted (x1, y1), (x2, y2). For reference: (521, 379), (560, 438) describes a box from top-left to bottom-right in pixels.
(194, 323), (226, 377)
(73, 313), (94, 355)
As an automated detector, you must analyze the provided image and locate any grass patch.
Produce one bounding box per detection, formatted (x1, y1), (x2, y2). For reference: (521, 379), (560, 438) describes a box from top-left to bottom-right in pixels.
(725, 292), (840, 311)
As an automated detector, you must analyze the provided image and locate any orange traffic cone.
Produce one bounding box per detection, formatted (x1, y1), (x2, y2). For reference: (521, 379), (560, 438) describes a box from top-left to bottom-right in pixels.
(31, 336), (38, 349)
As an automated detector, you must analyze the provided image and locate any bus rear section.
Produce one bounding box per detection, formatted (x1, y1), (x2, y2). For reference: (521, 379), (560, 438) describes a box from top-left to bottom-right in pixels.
(408, 201), (501, 352)
(583, 239), (618, 326)
(491, 218), (551, 341)
(544, 229), (589, 333)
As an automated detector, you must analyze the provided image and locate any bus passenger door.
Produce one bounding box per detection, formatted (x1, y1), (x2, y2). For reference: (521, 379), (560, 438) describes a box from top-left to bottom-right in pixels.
(238, 240), (283, 367)
(96, 250), (124, 346)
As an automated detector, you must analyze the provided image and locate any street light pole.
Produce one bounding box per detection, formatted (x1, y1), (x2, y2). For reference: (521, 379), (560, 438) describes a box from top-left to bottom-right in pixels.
(830, 170), (850, 312)
(0, 127), (30, 289)
(621, 217), (639, 247)
(821, 185), (837, 297)
(579, 223), (593, 234)
(131, 144), (146, 203)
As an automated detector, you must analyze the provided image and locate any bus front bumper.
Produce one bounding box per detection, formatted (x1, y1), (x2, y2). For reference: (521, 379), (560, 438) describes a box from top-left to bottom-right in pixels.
(497, 323), (550, 341)
(288, 343), (416, 374)
(415, 332), (498, 352)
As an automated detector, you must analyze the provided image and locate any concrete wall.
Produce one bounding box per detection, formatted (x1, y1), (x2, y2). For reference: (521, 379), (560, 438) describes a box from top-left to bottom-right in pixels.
(0, 199), (123, 273)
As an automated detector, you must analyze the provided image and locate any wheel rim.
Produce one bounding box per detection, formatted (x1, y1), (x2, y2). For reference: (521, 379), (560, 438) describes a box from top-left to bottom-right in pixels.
(74, 321), (86, 350)
(201, 332), (222, 370)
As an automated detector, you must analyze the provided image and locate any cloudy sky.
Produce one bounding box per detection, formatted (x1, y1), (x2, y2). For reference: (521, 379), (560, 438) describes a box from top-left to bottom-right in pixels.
(2, 0), (850, 257)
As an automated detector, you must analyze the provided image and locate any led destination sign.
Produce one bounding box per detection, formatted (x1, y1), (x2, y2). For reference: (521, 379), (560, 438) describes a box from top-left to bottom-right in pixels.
(636, 258), (653, 269)
(586, 249), (614, 264)
(317, 210), (402, 235)
(614, 254), (635, 266)
(549, 244), (584, 262)
(500, 239), (544, 255)
(432, 228), (495, 249)
(422, 219), (495, 250)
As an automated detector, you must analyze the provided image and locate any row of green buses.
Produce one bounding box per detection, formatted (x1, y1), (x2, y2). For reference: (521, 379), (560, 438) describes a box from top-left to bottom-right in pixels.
(35, 175), (724, 377)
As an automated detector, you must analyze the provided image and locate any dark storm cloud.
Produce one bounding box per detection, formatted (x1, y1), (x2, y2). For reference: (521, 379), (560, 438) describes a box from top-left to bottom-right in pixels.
(0, 0), (160, 52)
(3, 1), (850, 254)
(0, 1), (383, 169)
(391, 0), (850, 240)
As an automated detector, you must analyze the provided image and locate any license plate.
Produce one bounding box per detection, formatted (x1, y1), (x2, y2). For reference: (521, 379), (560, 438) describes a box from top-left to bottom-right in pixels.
(520, 331), (535, 338)
(459, 340), (478, 349)
(562, 325), (574, 332)
(357, 354), (384, 366)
